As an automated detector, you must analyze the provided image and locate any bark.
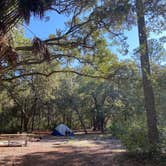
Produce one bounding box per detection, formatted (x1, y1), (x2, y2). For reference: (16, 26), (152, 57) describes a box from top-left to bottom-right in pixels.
(66, 111), (72, 128)
(47, 109), (50, 129)
(92, 96), (99, 131)
(46, 103), (51, 129)
(23, 116), (29, 132)
(20, 109), (23, 132)
(31, 98), (37, 131)
(136, 0), (159, 148)
(37, 109), (41, 130)
(63, 113), (66, 124)
(99, 109), (105, 133)
(100, 116), (104, 133)
(74, 108), (87, 134)
(92, 111), (97, 131)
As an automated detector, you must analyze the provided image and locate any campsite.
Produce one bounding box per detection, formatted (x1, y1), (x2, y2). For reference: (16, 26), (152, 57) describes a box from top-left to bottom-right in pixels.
(0, 0), (166, 166)
(1, 131), (165, 166)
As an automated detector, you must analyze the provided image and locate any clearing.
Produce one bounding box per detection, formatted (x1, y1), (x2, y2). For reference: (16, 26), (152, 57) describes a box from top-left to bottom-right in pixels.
(0, 133), (165, 166)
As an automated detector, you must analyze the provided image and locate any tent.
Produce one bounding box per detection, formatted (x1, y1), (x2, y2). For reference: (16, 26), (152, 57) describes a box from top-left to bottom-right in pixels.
(52, 124), (74, 136)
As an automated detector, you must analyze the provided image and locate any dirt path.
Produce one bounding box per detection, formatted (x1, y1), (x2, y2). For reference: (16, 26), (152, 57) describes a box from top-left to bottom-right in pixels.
(0, 135), (165, 166)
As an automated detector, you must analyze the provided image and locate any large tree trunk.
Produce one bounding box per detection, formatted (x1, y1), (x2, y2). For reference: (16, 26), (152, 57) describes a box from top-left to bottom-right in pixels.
(136, 0), (159, 149)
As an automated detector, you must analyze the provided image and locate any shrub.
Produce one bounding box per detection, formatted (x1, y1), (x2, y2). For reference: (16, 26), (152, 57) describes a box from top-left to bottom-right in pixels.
(109, 117), (166, 153)
(159, 127), (166, 153)
(120, 123), (149, 152)
(109, 122), (125, 138)
(109, 120), (150, 152)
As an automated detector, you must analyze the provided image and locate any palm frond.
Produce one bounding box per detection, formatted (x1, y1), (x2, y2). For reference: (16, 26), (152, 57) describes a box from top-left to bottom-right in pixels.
(0, 0), (54, 33)
(18, 0), (54, 24)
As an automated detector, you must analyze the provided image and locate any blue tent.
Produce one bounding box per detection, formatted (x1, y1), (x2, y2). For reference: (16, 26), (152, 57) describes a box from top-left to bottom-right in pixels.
(52, 124), (74, 136)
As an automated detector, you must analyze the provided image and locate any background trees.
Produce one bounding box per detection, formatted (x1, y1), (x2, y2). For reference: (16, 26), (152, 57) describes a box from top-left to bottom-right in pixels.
(66, 0), (166, 151)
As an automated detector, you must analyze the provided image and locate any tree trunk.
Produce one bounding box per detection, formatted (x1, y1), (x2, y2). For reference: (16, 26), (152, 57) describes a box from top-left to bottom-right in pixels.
(67, 111), (72, 128)
(74, 108), (87, 134)
(100, 111), (105, 133)
(20, 109), (23, 132)
(37, 109), (41, 130)
(47, 104), (51, 129)
(92, 111), (97, 131)
(31, 98), (37, 131)
(136, 0), (159, 149)
(63, 113), (66, 124)
(24, 116), (29, 132)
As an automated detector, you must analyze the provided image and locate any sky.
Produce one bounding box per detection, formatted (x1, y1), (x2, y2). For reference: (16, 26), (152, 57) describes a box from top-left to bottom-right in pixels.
(24, 11), (165, 61)
(25, 11), (68, 39)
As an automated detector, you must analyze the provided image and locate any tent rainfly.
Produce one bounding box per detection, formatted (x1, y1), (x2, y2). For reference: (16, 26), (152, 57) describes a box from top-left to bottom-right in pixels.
(52, 124), (74, 136)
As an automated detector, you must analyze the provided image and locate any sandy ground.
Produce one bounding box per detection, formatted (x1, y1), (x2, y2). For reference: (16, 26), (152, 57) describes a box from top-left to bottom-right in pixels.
(0, 134), (165, 166)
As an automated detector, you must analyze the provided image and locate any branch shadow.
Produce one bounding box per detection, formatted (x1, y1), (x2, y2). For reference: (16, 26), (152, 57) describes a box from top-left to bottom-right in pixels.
(0, 147), (124, 166)
(1, 135), (165, 166)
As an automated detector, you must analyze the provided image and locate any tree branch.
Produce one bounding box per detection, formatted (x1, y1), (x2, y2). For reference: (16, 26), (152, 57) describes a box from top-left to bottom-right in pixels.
(2, 69), (119, 82)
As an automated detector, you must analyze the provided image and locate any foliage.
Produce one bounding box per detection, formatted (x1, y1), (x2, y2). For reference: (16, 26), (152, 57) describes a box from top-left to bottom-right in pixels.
(121, 121), (149, 152)
(109, 117), (150, 152)
(0, 0), (166, 155)
(159, 127), (166, 153)
(109, 121), (125, 138)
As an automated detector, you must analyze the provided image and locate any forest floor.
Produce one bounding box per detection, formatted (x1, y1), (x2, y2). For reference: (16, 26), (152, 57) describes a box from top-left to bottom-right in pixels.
(0, 133), (165, 166)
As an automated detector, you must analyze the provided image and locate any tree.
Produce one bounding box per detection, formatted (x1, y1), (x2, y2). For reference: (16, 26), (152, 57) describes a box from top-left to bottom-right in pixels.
(136, 0), (159, 149)
(0, 0), (93, 79)
(67, 0), (166, 151)
(0, 0), (55, 67)
(0, 0), (74, 33)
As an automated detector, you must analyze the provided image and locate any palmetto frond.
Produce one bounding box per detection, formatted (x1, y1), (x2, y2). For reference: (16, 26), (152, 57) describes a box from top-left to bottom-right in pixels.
(18, 0), (55, 24)
(0, 0), (55, 67)
(0, 0), (55, 33)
